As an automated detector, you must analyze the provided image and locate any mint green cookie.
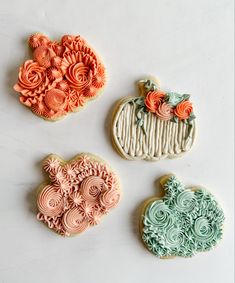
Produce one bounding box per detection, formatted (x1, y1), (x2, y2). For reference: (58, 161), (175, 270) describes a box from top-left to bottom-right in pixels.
(141, 175), (224, 258)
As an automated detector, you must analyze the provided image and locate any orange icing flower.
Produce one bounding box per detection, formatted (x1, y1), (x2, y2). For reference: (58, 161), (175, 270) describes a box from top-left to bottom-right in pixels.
(156, 102), (173, 121)
(31, 101), (49, 117)
(61, 51), (96, 91)
(44, 89), (67, 111)
(14, 60), (49, 106)
(92, 64), (106, 89)
(51, 56), (62, 67)
(174, 100), (193, 120)
(64, 89), (85, 112)
(83, 85), (97, 97)
(56, 80), (69, 91)
(33, 46), (55, 68)
(144, 91), (165, 113)
(47, 67), (62, 81)
(28, 33), (49, 49)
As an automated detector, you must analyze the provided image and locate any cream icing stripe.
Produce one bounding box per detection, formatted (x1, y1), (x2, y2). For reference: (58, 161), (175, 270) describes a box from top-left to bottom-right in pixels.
(112, 97), (196, 161)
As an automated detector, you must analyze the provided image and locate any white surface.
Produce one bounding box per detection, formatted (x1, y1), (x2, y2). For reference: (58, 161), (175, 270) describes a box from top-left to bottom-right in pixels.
(0, 0), (234, 282)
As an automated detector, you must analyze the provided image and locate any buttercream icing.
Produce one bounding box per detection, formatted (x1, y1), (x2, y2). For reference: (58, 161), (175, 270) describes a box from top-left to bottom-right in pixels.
(14, 33), (106, 120)
(141, 175), (224, 258)
(37, 154), (121, 236)
(112, 78), (196, 161)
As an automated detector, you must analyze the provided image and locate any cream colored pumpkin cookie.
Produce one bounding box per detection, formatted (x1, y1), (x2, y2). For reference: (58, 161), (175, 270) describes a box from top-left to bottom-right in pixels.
(112, 78), (196, 161)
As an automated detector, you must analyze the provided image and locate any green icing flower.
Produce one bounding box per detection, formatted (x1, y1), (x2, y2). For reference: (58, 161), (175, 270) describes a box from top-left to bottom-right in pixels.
(142, 176), (225, 258)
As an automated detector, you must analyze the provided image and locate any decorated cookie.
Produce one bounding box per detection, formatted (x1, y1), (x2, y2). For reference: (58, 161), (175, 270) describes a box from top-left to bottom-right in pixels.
(14, 33), (106, 121)
(112, 78), (196, 160)
(140, 175), (224, 258)
(36, 154), (121, 236)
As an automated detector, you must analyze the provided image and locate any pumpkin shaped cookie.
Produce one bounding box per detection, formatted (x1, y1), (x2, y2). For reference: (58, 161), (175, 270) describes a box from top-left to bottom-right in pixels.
(112, 79), (196, 160)
(14, 33), (106, 121)
(140, 175), (224, 258)
(36, 153), (121, 236)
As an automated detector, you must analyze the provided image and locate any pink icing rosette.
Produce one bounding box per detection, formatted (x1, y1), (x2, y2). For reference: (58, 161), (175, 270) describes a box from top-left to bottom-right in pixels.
(36, 154), (121, 236)
(14, 33), (106, 120)
(155, 102), (173, 121)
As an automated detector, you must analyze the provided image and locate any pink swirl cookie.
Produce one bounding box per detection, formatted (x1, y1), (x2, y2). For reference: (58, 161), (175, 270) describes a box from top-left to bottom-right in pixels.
(37, 154), (121, 236)
(14, 33), (106, 121)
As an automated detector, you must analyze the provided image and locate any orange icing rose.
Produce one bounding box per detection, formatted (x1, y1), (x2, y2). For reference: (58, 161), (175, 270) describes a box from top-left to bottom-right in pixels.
(156, 102), (173, 121)
(174, 100), (193, 120)
(14, 60), (49, 106)
(144, 91), (165, 113)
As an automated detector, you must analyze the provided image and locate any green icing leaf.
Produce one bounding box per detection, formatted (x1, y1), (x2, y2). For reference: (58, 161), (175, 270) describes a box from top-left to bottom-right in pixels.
(142, 176), (224, 258)
(171, 116), (179, 123)
(166, 92), (191, 106)
(135, 97), (148, 135)
(139, 79), (158, 93)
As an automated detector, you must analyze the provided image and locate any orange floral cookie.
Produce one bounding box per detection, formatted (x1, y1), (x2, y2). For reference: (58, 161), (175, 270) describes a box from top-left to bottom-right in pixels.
(112, 78), (196, 161)
(14, 33), (106, 121)
(36, 153), (121, 236)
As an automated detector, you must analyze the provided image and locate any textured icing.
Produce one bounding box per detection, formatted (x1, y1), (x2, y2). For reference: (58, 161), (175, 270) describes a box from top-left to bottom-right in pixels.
(14, 33), (106, 121)
(112, 79), (196, 161)
(141, 176), (224, 258)
(37, 154), (120, 236)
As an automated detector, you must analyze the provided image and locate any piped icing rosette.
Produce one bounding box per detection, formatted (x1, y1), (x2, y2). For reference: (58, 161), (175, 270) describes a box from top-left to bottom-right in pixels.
(14, 33), (106, 121)
(140, 175), (224, 258)
(112, 78), (196, 161)
(37, 154), (121, 236)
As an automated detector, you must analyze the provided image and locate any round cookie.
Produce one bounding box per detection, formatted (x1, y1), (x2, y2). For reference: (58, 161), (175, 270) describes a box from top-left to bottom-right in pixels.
(14, 33), (106, 121)
(36, 153), (121, 236)
(112, 79), (196, 161)
(140, 175), (224, 258)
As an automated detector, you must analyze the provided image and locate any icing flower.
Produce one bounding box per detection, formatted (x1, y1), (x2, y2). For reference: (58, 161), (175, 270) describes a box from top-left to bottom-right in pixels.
(64, 89), (85, 112)
(14, 60), (49, 106)
(68, 191), (83, 207)
(14, 33), (106, 120)
(174, 100), (193, 120)
(37, 185), (64, 217)
(144, 91), (165, 113)
(62, 207), (89, 234)
(61, 51), (95, 91)
(80, 176), (105, 204)
(36, 154), (121, 236)
(28, 33), (49, 49)
(155, 102), (173, 121)
(44, 88), (67, 111)
(92, 64), (106, 89)
(33, 46), (55, 68)
(43, 157), (61, 172)
(100, 188), (120, 209)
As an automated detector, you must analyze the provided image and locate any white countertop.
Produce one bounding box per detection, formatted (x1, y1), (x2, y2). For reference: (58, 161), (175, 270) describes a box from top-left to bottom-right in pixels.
(0, 0), (234, 282)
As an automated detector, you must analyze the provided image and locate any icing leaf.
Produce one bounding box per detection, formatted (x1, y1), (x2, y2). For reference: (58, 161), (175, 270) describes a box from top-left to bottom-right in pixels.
(188, 112), (196, 122)
(139, 79), (158, 93)
(171, 116), (179, 123)
(134, 97), (145, 106)
(166, 93), (191, 106)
